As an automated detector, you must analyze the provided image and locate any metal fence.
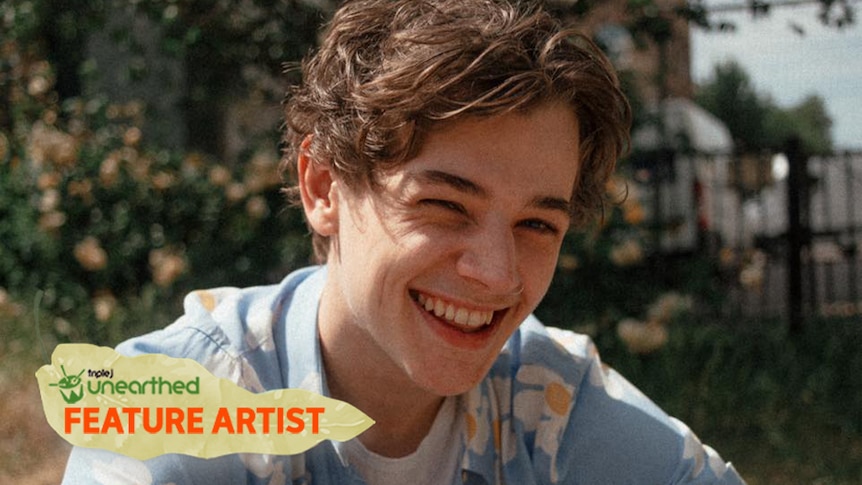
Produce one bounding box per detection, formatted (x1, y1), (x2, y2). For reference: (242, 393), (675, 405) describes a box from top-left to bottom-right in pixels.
(646, 148), (862, 327)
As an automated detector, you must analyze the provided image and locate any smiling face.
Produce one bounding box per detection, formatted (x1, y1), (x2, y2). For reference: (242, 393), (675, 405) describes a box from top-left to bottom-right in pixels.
(306, 101), (580, 397)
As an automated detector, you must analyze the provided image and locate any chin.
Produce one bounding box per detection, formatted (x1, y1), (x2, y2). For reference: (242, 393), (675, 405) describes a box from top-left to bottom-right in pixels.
(410, 364), (492, 397)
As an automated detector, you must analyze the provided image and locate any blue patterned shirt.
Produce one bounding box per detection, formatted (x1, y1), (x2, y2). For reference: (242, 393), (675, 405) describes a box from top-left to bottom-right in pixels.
(62, 266), (746, 484)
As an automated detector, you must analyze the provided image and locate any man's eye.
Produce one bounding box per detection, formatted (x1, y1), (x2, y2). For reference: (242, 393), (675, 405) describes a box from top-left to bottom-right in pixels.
(519, 219), (559, 234)
(421, 199), (467, 214)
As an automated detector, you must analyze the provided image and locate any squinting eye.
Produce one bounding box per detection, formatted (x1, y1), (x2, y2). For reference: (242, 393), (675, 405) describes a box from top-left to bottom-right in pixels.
(421, 199), (466, 214)
(519, 219), (559, 234)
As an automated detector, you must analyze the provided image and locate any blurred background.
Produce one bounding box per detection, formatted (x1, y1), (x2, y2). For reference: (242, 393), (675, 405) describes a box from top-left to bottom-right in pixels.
(1, 0), (860, 483)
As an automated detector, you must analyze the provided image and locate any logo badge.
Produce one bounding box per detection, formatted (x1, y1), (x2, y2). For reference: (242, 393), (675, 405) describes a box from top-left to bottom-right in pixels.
(49, 365), (85, 404)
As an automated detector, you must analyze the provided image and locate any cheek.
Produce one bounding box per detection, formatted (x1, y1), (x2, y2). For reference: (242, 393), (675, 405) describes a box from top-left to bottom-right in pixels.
(519, 241), (563, 299)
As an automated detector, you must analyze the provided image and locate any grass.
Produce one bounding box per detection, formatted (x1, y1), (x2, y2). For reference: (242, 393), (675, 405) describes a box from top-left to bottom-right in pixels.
(0, 378), (70, 484)
(0, 316), (70, 484)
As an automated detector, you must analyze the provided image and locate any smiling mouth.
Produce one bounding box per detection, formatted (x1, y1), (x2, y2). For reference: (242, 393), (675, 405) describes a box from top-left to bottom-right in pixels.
(411, 291), (499, 333)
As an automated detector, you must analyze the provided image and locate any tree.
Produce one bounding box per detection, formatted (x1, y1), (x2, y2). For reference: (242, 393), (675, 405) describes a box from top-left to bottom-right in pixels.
(764, 95), (833, 155)
(695, 60), (833, 155)
(694, 61), (769, 152)
(684, 0), (856, 30)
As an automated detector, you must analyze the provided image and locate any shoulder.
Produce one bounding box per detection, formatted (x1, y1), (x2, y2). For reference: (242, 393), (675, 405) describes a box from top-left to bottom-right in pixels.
(505, 317), (685, 426)
(501, 316), (599, 397)
(115, 266), (322, 391)
(498, 317), (745, 483)
(63, 268), (326, 485)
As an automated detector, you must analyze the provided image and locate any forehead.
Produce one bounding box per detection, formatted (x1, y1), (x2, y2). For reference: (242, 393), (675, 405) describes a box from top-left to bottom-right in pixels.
(396, 102), (580, 195)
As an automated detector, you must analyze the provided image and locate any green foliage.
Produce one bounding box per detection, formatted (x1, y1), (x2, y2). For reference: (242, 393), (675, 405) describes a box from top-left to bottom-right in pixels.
(131, 0), (321, 150)
(0, 106), (311, 343)
(1, 0), (321, 153)
(695, 61), (768, 152)
(764, 95), (834, 155)
(683, 0), (855, 30)
(0, 0), (325, 345)
(695, 60), (834, 155)
(0, 39), (311, 344)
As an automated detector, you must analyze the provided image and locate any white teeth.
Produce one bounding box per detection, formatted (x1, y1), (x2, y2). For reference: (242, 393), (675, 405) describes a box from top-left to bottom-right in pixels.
(467, 311), (485, 327)
(454, 308), (469, 325)
(445, 304), (456, 320)
(434, 299), (446, 317)
(414, 292), (495, 329)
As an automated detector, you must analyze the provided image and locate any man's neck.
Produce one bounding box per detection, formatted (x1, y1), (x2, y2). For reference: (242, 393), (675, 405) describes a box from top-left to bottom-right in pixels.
(317, 286), (445, 458)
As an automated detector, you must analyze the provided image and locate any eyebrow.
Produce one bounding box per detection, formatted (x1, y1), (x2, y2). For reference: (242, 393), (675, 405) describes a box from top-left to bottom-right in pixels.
(531, 195), (573, 216)
(413, 169), (573, 216)
(416, 170), (486, 197)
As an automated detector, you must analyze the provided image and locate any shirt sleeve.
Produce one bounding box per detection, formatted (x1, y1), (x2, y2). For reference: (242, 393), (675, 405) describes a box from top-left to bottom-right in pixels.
(59, 320), (253, 485)
(61, 447), (249, 485)
(60, 288), (274, 485)
(556, 339), (747, 484)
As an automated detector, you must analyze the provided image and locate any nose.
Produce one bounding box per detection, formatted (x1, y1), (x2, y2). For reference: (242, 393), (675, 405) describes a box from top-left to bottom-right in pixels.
(455, 218), (522, 296)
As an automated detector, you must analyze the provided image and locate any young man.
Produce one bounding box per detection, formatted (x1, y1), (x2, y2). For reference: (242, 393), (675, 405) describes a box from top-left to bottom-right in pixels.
(63, 0), (746, 483)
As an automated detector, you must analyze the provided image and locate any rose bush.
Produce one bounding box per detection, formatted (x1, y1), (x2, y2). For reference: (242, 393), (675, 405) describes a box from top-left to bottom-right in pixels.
(0, 25), (311, 343)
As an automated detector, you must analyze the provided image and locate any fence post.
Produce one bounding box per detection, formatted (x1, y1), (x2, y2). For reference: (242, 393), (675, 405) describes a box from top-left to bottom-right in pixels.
(786, 137), (809, 333)
(846, 152), (859, 314)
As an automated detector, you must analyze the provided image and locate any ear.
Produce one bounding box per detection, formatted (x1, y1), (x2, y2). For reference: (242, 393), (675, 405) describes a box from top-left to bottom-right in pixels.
(297, 136), (339, 237)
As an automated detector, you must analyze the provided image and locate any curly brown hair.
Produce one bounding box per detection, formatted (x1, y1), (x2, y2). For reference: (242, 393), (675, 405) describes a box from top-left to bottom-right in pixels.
(282, 0), (631, 261)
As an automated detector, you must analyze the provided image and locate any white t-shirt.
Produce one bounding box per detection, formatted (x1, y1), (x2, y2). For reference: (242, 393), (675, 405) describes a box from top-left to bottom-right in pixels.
(333, 396), (463, 485)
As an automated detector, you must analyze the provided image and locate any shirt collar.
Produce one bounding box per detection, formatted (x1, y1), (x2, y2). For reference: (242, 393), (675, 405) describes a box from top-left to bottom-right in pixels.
(459, 385), (491, 484)
(279, 265), (506, 485)
(280, 266), (329, 395)
(457, 334), (524, 485)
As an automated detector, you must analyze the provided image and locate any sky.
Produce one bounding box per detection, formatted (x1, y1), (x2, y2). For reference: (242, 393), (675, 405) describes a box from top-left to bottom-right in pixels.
(690, 1), (862, 150)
